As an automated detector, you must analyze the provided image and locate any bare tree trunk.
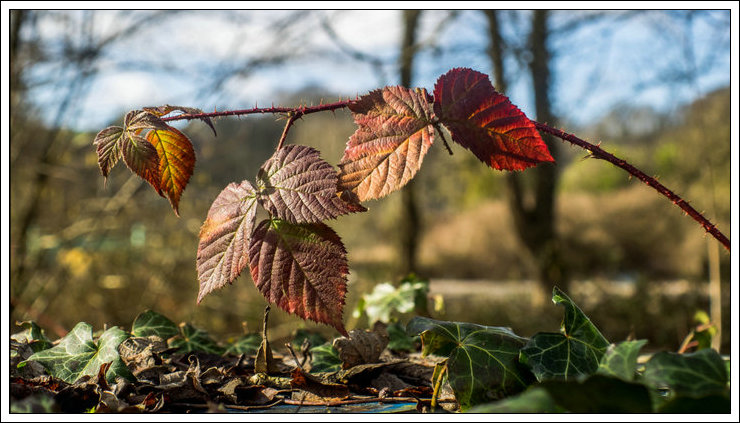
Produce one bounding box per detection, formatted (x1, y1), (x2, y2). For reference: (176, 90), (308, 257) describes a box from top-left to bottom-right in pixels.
(399, 10), (422, 276)
(486, 10), (568, 293)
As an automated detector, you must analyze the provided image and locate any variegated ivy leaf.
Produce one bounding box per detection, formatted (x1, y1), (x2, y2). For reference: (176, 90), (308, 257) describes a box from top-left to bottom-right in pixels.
(257, 145), (364, 223)
(196, 181), (258, 304)
(248, 218), (349, 336)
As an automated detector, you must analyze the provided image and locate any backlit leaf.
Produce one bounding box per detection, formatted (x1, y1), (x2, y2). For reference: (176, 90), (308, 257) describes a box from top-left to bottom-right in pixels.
(24, 322), (131, 384)
(93, 126), (124, 178)
(196, 181), (258, 304)
(123, 109), (170, 133)
(248, 218), (349, 336)
(433, 67), (554, 171)
(309, 343), (343, 373)
(338, 86), (435, 201)
(131, 310), (179, 340)
(121, 132), (161, 195)
(257, 145), (362, 223)
(12, 321), (52, 353)
(407, 316), (533, 410)
(143, 104), (217, 136)
(520, 287), (610, 381)
(147, 128), (196, 216)
(596, 339), (647, 381)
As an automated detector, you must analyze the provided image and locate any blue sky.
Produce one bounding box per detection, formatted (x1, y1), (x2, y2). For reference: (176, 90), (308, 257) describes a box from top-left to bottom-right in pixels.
(11, 9), (734, 132)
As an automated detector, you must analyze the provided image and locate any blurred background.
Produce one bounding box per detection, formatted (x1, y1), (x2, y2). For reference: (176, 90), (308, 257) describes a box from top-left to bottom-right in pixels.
(7, 9), (733, 353)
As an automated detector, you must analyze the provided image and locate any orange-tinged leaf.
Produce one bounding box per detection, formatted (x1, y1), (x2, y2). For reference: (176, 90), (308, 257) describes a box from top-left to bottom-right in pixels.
(196, 181), (258, 304)
(248, 219), (349, 336)
(147, 128), (196, 216)
(433, 68), (554, 171)
(338, 86), (435, 201)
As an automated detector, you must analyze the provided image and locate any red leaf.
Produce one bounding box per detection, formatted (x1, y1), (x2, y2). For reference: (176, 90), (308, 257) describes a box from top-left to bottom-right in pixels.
(433, 68), (554, 171)
(338, 86), (435, 201)
(146, 128), (196, 216)
(121, 133), (161, 195)
(93, 126), (124, 178)
(257, 145), (364, 223)
(248, 219), (349, 336)
(196, 181), (258, 304)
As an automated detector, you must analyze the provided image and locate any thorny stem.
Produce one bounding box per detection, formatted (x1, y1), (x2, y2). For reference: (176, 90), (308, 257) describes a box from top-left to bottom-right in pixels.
(534, 121), (730, 252)
(162, 102), (730, 253)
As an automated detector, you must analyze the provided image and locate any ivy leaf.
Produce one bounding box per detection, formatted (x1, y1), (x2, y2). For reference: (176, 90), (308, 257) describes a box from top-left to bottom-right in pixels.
(643, 349), (728, 398)
(143, 104), (217, 136)
(596, 339), (648, 381)
(131, 310), (179, 339)
(309, 343), (343, 373)
(338, 86), (435, 201)
(520, 287), (610, 381)
(146, 128), (196, 216)
(407, 316), (533, 410)
(11, 321), (52, 353)
(248, 218), (349, 336)
(93, 126), (124, 178)
(196, 181), (258, 304)
(433, 67), (554, 171)
(225, 334), (261, 356)
(24, 322), (131, 384)
(168, 323), (224, 355)
(257, 145), (363, 223)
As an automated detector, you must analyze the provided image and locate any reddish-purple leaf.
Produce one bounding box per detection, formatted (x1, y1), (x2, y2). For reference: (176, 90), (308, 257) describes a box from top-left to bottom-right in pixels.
(143, 105), (217, 136)
(93, 126), (124, 178)
(257, 145), (364, 223)
(146, 128), (196, 216)
(121, 133), (161, 195)
(338, 86), (435, 201)
(433, 68), (554, 171)
(248, 219), (349, 336)
(196, 181), (258, 304)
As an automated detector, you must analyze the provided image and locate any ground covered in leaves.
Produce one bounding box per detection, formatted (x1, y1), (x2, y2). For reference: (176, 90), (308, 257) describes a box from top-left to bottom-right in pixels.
(9, 286), (732, 414)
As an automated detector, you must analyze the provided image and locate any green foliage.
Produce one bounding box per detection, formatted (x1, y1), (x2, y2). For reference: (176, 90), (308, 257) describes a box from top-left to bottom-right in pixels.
(308, 343), (343, 373)
(407, 316), (533, 410)
(24, 322), (132, 384)
(167, 322), (224, 355)
(353, 274), (429, 324)
(11, 320), (52, 353)
(596, 339), (647, 381)
(224, 334), (261, 355)
(131, 310), (179, 339)
(520, 287), (610, 381)
(643, 349), (728, 398)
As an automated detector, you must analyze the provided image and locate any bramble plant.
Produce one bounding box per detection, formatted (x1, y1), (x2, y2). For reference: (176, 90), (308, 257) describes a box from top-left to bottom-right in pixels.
(93, 67), (730, 335)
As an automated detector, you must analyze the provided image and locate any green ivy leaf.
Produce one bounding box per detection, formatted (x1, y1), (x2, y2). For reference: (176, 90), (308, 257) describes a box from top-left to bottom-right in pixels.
(225, 334), (261, 356)
(309, 343), (343, 373)
(291, 329), (326, 352)
(168, 323), (224, 355)
(643, 349), (728, 398)
(596, 339), (648, 381)
(24, 322), (131, 384)
(407, 316), (533, 410)
(466, 386), (562, 413)
(11, 321), (52, 353)
(520, 287), (609, 381)
(131, 310), (179, 339)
